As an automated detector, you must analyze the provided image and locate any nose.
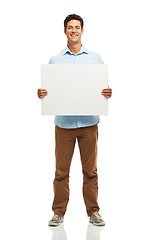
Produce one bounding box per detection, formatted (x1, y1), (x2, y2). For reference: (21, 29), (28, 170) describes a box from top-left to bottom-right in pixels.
(72, 27), (76, 32)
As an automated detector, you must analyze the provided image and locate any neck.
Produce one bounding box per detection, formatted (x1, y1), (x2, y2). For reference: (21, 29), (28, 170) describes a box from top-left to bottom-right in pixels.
(67, 42), (82, 55)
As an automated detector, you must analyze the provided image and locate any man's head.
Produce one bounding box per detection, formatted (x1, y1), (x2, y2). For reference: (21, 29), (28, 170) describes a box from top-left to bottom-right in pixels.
(64, 14), (84, 45)
(64, 14), (84, 30)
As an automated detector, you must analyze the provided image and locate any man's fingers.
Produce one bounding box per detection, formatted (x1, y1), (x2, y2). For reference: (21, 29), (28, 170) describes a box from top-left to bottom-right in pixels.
(101, 87), (112, 98)
(37, 89), (48, 95)
(37, 88), (48, 99)
(101, 89), (112, 94)
(38, 89), (47, 93)
(102, 89), (112, 92)
(102, 94), (112, 98)
(39, 93), (47, 97)
(102, 88), (112, 91)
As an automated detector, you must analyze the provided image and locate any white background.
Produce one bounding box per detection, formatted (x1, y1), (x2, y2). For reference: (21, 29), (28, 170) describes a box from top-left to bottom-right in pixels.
(0, 0), (160, 240)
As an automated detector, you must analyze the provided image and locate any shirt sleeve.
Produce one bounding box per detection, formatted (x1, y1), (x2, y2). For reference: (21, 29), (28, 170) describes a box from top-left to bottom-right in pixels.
(98, 54), (104, 64)
(49, 57), (53, 64)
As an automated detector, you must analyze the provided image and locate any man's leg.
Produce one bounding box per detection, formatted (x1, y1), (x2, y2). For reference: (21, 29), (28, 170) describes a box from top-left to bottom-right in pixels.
(77, 124), (100, 217)
(52, 126), (76, 217)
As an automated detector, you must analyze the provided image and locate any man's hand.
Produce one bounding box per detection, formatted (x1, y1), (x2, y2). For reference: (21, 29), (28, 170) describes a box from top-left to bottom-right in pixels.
(37, 88), (48, 99)
(101, 86), (112, 98)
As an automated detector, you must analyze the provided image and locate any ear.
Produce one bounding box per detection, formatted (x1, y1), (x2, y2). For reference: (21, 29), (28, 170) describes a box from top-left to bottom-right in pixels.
(64, 28), (67, 35)
(81, 29), (84, 35)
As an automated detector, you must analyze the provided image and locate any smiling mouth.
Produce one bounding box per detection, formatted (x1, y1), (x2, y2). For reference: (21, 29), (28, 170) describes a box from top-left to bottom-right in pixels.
(70, 34), (78, 37)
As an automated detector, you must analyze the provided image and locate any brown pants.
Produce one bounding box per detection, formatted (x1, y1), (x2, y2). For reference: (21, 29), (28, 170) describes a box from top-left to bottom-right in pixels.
(52, 124), (100, 217)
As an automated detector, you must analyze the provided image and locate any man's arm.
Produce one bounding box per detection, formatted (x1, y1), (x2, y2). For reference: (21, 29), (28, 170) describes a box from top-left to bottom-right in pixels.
(37, 88), (48, 99)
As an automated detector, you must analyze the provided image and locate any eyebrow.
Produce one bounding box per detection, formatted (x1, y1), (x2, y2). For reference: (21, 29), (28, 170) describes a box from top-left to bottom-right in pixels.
(67, 25), (80, 28)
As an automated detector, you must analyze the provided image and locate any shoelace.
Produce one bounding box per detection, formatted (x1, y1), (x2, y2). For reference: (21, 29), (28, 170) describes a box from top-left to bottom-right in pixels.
(52, 215), (59, 220)
(93, 212), (102, 220)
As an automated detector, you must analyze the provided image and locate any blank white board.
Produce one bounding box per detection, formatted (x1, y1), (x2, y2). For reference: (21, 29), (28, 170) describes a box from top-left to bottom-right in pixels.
(41, 64), (108, 115)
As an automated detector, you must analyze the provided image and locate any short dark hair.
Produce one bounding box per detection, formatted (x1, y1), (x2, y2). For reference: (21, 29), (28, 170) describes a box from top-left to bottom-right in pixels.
(64, 14), (84, 30)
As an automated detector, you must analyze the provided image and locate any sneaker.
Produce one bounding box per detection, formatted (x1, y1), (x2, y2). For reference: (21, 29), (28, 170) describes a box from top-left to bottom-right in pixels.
(48, 214), (64, 227)
(89, 212), (105, 226)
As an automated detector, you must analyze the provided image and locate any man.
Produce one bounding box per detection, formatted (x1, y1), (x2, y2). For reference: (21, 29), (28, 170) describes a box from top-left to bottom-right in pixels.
(37, 14), (112, 227)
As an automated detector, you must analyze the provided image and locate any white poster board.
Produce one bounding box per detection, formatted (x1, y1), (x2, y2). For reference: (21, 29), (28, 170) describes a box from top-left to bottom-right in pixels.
(41, 64), (108, 115)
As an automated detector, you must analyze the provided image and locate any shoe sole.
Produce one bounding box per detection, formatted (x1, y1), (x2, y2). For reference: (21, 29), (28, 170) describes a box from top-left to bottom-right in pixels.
(89, 220), (105, 226)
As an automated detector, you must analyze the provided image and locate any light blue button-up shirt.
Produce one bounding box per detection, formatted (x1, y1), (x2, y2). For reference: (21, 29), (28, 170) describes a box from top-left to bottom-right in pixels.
(49, 45), (104, 129)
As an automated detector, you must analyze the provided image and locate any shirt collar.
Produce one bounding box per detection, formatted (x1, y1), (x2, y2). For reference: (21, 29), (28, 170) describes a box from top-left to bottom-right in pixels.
(63, 45), (89, 55)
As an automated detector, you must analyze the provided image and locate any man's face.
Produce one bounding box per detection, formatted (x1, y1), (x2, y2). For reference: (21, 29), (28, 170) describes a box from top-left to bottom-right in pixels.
(64, 19), (84, 44)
